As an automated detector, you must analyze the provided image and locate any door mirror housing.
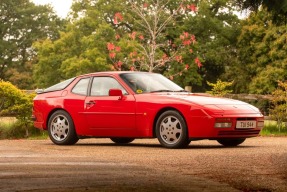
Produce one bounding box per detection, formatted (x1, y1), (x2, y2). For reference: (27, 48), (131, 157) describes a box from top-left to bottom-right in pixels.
(109, 89), (124, 100)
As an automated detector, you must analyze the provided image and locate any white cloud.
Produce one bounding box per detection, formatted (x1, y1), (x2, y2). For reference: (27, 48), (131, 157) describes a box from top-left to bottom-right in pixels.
(32, 0), (73, 18)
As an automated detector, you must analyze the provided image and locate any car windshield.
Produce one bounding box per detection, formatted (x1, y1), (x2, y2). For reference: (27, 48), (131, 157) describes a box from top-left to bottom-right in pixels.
(120, 73), (185, 94)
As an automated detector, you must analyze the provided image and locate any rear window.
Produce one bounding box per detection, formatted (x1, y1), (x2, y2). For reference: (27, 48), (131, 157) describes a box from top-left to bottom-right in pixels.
(43, 77), (76, 93)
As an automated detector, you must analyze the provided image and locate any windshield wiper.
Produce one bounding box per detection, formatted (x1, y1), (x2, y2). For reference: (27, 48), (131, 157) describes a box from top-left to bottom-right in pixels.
(150, 90), (174, 93)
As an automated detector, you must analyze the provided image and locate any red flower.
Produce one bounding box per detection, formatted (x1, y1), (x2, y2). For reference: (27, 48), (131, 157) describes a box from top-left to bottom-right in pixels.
(139, 35), (144, 40)
(183, 40), (191, 46)
(175, 55), (183, 63)
(117, 61), (123, 67)
(187, 4), (197, 12)
(109, 52), (116, 59)
(107, 43), (115, 51)
(113, 12), (123, 24)
(183, 32), (189, 38)
(129, 51), (137, 57)
(115, 46), (121, 52)
(130, 66), (135, 71)
(129, 32), (137, 40)
(143, 3), (148, 8)
(185, 64), (189, 70)
(194, 57), (202, 68)
(162, 54), (168, 60)
(114, 18), (118, 25)
(189, 49), (193, 53)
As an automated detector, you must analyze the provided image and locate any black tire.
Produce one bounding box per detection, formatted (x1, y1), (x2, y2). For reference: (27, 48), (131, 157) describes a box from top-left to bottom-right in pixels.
(110, 138), (135, 144)
(48, 110), (79, 145)
(156, 110), (189, 149)
(217, 138), (246, 147)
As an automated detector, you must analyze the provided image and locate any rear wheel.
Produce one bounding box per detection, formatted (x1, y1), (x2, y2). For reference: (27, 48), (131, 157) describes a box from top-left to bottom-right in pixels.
(48, 110), (79, 145)
(110, 138), (135, 144)
(217, 138), (246, 147)
(156, 110), (189, 149)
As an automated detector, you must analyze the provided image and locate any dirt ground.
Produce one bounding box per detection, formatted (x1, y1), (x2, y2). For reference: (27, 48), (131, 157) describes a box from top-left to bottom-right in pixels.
(0, 137), (286, 192)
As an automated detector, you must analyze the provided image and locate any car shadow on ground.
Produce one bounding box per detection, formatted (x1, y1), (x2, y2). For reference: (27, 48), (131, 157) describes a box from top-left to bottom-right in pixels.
(44, 140), (261, 150)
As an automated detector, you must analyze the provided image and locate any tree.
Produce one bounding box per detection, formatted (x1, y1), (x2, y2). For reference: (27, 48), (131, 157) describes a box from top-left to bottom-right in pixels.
(104, 0), (204, 87)
(33, 17), (115, 87)
(270, 81), (287, 132)
(0, 0), (64, 89)
(175, 0), (241, 91)
(228, 8), (287, 94)
(33, 0), (241, 90)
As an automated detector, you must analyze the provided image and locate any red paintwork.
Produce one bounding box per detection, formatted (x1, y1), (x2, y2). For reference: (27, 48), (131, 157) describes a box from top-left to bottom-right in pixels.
(32, 71), (264, 140)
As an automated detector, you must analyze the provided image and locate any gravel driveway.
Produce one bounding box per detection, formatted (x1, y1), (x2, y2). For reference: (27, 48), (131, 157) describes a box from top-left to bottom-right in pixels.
(0, 137), (286, 192)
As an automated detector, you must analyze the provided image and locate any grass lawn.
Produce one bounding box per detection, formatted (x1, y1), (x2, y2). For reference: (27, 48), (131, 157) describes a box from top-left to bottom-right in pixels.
(260, 120), (287, 136)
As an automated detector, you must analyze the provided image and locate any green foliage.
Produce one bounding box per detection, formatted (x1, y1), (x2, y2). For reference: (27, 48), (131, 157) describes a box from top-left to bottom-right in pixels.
(269, 81), (287, 132)
(0, 80), (35, 137)
(0, 0), (64, 89)
(227, 8), (287, 94)
(33, 6), (115, 87)
(0, 80), (23, 114)
(33, 0), (241, 90)
(206, 79), (233, 96)
(0, 118), (46, 139)
(169, 0), (241, 90)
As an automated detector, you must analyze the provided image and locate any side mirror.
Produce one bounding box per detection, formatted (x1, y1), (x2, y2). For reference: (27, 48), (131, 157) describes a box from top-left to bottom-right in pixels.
(109, 89), (124, 100)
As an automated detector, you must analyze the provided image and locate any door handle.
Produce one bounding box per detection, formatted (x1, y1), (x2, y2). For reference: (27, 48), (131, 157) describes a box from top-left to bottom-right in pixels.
(85, 100), (96, 105)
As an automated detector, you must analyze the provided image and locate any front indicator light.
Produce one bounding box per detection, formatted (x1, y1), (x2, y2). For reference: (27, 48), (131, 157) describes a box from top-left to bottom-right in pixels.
(215, 122), (232, 128)
(257, 121), (264, 128)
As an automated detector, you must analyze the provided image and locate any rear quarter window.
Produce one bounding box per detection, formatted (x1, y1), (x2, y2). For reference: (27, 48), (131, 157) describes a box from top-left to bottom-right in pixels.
(72, 78), (90, 95)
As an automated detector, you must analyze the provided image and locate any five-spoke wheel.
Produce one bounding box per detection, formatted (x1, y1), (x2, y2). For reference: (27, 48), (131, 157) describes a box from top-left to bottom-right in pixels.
(48, 110), (79, 145)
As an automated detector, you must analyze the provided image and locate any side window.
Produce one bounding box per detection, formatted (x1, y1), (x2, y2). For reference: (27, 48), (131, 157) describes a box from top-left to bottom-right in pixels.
(91, 77), (127, 96)
(72, 78), (90, 95)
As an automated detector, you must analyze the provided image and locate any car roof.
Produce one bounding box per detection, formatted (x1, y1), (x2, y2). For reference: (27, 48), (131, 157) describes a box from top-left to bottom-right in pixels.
(77, 71), (152, 78)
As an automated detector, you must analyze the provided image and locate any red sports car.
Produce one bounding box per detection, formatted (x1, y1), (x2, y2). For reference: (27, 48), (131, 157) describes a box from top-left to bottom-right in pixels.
(32, 71), (264, 148)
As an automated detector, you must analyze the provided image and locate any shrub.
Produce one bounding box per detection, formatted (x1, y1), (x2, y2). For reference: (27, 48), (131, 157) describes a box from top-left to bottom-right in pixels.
(206, 79), (233, 97)
(0, 80), (36, 137)
(269, 81), (287, 132)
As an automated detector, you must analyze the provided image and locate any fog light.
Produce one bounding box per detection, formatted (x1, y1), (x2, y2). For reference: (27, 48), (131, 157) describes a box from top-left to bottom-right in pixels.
(215, 122), (232, 128)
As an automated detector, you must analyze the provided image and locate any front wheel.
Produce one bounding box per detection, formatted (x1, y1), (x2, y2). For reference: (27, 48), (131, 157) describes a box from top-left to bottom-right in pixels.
(48, 110), (79, 145)
(156, 110), (189, 149)
(217, 138), (246, 147)
(110, 138), (135, 144)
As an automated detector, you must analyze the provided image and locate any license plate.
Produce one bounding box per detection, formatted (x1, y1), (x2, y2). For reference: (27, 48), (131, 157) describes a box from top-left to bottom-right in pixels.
(236, 121), (256, 129)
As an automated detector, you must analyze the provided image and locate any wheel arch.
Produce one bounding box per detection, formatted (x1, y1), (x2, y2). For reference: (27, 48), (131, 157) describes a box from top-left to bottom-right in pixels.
(152, 107), (188, 137)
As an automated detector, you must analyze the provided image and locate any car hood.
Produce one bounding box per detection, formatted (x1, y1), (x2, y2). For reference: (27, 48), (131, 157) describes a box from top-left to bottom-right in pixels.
(163, 93), (261, 115)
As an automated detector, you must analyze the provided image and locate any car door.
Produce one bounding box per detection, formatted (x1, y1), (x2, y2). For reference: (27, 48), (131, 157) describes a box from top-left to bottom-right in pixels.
(84, 76), (136, 137)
